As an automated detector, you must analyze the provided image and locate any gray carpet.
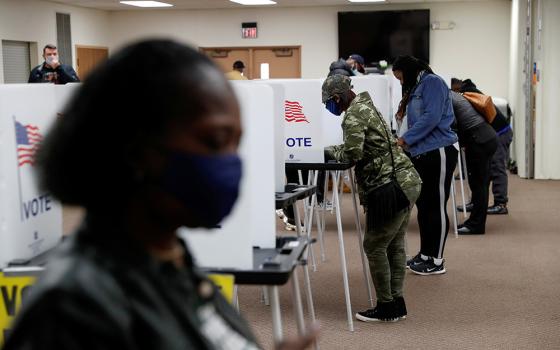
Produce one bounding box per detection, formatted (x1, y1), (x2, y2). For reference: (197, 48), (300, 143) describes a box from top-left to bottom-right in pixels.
(238, 175), (560, 349)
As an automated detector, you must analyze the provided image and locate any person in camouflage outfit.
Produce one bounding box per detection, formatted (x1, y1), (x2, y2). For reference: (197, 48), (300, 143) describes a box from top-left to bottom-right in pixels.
(322, 75), (422, 322)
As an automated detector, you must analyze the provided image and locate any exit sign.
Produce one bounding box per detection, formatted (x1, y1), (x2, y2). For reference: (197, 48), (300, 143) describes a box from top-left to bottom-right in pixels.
(242, 22), (257, 39)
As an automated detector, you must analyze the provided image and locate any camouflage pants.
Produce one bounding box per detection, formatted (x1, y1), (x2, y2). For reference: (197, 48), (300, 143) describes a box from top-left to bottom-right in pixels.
(363, 184), (420, 303)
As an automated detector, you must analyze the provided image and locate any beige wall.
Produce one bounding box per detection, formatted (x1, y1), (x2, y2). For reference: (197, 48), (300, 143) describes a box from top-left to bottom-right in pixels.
(0, 0), (111, 83)
(108, 0), (511, 98)
(534, 0), (560, 179)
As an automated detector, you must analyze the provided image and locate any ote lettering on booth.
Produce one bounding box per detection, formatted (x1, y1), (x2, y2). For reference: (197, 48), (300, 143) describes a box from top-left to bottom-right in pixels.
(285, 137), (312, 148)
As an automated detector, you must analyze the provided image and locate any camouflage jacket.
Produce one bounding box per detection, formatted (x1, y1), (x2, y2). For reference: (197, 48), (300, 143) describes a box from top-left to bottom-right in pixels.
(326, 92), (421, 204)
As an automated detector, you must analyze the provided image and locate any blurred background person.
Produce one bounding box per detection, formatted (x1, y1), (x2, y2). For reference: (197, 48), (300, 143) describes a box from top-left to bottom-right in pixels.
(392, 55), (458, 276)
(28, 44), (80, 84)
(346, 54), (366, 76)
(328, 58), (354, 77)
(225, 60), (248, 80)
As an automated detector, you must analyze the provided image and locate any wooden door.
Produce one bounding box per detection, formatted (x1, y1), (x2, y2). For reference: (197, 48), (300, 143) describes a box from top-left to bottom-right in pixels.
(200, 48), (251, 79)
(252, 47), (301, 79)
(76, 46), (109, 81)
(201, 46), (301, 80)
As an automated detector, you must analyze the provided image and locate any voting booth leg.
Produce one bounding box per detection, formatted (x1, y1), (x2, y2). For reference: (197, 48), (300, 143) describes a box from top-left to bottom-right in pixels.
(233, 285), (240, 311)
(331, 170), (354, 332)
(305, 170), (318, 271)
(293, 195), (318, 328)
(298, 170), (310, 233)
(458, 148), (468, 220)
(268, 286), (283, 342)
(290, 268), (306, 336)
(450, 179), (459, 238)
(319, 171), (329, 261)
(294, 196), (316, 271)
(262, 287), (270, 306)
(315, 208), (326, 263)
(348, 170), (374, 308)
(300, 259), (317, 327)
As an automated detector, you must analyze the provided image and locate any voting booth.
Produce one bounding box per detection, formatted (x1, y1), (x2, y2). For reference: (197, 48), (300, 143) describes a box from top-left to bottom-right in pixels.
(180, 83), (277, 269)
(0, 84), (68, 269)
(262, 79), (325, 164)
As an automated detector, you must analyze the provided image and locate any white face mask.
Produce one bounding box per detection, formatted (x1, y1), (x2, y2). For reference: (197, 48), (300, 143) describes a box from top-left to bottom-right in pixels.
(45, 56), (58, 65)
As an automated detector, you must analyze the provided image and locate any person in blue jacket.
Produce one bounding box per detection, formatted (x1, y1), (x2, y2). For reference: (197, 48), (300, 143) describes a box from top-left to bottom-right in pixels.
(392, 55), (458, 275)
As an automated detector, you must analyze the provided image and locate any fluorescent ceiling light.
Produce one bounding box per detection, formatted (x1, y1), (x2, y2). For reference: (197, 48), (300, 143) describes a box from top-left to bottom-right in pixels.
(230, 0), (277, 5)
(348, 0), (386, 3)
(120, 1), (173, 7)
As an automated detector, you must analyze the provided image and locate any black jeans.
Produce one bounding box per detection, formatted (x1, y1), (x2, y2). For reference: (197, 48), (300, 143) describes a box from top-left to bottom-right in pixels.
(463, 135), (498, 232)
(490, 127), (513, 205)
(284, 168), (325, 221)
(412, 145), (458, 259)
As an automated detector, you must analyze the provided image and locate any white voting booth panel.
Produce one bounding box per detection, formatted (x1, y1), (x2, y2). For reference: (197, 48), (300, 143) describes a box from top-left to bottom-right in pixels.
(322, 75), (394, 147)
(180, 83), (276, 269)
(0, 84), (64, 269)
(252, 81), (286, 193)
(264, 79), (325, 164)
(389, 75), (407, 137)
(350, 75), (391, 124)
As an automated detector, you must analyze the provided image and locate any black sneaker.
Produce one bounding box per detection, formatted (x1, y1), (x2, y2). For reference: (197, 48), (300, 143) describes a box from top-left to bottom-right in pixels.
(355, 301), (398, 322)
(409, 258), (446, 276)
(487, 204), (508, 215)
(457, 202), (473, 212)
(406, 253), (424, 269)
(394, 296), (407, 320)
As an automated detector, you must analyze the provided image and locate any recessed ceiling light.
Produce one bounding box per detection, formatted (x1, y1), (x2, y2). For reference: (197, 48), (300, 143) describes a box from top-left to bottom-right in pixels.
(120, 1), (173, 8)
(348, 0), (386, 3)
(230, 0), (277, 5)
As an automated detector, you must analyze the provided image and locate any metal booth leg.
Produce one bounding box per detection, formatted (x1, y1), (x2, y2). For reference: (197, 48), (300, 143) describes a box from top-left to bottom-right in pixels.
(331, 170), (354, 332)
(267, 286), (283, 342)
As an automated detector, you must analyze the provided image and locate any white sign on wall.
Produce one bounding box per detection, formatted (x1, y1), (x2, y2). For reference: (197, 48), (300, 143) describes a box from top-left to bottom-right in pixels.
(180, 83), (277, 269)
(0, 84), (64, 268)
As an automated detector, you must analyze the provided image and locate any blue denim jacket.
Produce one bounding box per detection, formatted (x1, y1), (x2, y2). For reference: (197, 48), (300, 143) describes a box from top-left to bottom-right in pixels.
(402, 73), (458, 157)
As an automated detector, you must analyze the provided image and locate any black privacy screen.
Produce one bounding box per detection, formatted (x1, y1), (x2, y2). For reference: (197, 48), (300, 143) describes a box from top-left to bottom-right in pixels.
(338, 9), (430, 65)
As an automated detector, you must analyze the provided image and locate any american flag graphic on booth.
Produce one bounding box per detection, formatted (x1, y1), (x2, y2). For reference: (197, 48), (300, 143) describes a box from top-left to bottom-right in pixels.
(284, 100), (310, 123)
(15, 120), (43, 167)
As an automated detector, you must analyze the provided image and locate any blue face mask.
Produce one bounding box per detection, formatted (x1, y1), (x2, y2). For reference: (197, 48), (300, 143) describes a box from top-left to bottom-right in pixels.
(161, 152), (242, 228)
(325, 99), (342, 116)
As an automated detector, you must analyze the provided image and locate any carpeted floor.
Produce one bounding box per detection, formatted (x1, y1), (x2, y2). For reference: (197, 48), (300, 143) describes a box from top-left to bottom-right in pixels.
(238, 175), (560, 349)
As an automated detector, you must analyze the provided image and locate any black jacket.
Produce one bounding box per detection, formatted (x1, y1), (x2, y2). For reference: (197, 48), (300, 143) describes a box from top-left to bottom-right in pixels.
(328, 59), (354, 77)
(28, 62), (80, 84)
(3, 217), (258, 350)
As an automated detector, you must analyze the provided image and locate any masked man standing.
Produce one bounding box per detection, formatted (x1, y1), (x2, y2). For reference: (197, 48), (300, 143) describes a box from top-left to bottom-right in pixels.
(323, 75), (421, 322)
(28, 44), (80, 84)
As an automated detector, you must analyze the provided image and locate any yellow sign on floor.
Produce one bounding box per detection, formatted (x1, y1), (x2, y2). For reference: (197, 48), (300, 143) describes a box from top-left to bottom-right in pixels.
(207, 274), (235, 304)
(0, 272), (36, 345)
